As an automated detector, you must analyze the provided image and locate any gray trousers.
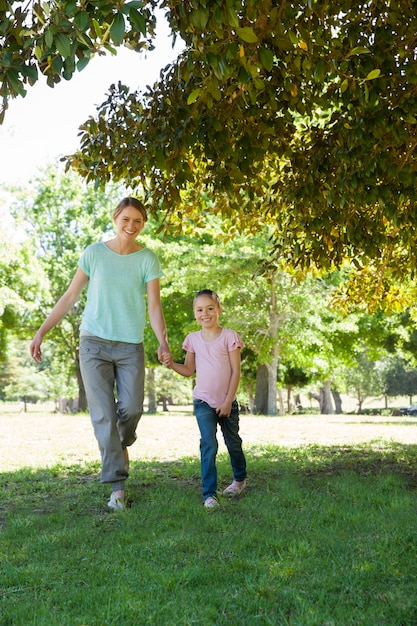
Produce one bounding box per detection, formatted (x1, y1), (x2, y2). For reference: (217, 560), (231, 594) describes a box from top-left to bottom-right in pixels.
(79, 334), (145, 490)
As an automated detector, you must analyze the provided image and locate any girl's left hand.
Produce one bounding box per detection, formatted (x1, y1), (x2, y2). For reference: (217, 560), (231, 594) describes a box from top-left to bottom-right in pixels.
(216, 402), (232, 418)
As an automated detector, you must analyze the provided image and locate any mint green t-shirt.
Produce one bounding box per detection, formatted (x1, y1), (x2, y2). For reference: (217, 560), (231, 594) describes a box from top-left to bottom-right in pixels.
(78, 242), (163, 343)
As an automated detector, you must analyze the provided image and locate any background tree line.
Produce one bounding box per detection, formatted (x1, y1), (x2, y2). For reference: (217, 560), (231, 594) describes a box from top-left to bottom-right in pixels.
(2, 168), (417, 415)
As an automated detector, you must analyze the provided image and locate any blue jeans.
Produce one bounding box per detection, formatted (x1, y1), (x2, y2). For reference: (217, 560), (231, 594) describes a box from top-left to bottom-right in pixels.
(193, 399), (247, 499)
(79, 335), (145, 489)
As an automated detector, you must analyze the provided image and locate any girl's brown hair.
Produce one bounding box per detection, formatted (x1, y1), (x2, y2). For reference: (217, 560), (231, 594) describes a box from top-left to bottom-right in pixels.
(193, 289), (222, 307)
(113, 197), (148, 222)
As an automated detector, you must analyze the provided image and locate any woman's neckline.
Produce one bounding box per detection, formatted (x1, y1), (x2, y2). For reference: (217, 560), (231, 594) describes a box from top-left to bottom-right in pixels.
(103, 241), (144, 256)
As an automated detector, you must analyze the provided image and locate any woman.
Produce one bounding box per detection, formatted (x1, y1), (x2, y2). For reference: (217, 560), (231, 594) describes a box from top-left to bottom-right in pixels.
(30, 197), (170, 510)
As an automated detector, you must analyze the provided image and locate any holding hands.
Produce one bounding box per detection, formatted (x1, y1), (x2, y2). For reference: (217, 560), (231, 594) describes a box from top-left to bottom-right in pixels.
(159, 351), (173, 367)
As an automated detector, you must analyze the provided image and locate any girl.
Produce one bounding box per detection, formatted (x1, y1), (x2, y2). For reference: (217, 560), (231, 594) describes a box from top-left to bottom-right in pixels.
(165, 289), (246, 508)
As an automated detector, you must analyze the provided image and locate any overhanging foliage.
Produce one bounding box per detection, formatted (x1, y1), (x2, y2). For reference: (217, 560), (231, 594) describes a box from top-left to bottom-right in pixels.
(3, 1), (417, 302)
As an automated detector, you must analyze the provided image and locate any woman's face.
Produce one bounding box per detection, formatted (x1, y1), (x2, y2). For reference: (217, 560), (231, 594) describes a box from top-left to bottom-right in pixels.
(114, 206), (146, 241)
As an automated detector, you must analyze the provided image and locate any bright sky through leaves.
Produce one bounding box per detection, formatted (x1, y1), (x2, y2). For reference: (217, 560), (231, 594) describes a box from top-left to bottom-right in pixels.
(0, 15), (182, 185)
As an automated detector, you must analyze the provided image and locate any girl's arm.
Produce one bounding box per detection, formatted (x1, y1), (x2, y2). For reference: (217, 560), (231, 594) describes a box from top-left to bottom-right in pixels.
(216, 348), (241, 417)
(30, 267), (89, 361)
(146, 278), (170, 360)
(168, 350), (196, 378)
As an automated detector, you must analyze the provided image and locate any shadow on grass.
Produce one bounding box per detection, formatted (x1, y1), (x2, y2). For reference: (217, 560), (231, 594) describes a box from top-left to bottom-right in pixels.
(245, 440), (417, 486)
(1, 442), (417, 625)
(2, 441), (417, 518)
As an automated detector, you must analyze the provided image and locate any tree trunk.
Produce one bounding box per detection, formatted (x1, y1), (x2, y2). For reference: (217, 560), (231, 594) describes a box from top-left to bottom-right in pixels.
(266, 344), (278, 416)
(331, 388), (343, 414)
(266, 279), (279, 415)
(254, 364), (268, 414)
(311, 381), (334, 414)
(286, 385), (293, 414)
(277, 387), (285, 415)
(254, 276), (281, 416)
(147, 367), (157, 413)
(321, 381), (334, 414)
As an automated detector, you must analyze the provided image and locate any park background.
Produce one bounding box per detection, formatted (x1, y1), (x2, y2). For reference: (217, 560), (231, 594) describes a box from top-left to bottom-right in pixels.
(2, 2), (417, 625)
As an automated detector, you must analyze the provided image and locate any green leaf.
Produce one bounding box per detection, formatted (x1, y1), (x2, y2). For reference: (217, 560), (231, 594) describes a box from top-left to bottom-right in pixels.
(55, 33), (72, 58)
(259, 47), (274, 72)
(110, 14), (125, 45)
(314, 59), (325, 82)
(365, 69), (381, 81)
(34, 45), (43, 61)
(1, 50), (12, 67)
(45, 29), (53, 48)
(74, 11), (90, 32)
(226, 7), (240, 28)
(187, 88), (201, 105)
(129, 8), (146, 35)
(340, 78), (349, 93)
(235, 26), (258, 44)
(190, 8), (209, 30)
(92, 19), (102, 39)
(7, 68), (26, 96)
(21, 64), (38, 83)
(77, 56), (90, 72)
(346, 46), (371, 57)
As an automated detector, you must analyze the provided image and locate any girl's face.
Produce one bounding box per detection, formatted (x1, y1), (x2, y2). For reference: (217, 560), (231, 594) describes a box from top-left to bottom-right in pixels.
(114, 206), (146, 241)
(194, 294), (222, 329)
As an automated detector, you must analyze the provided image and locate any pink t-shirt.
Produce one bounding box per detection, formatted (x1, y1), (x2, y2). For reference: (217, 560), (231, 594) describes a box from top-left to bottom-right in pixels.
(183, 327), (245, 408)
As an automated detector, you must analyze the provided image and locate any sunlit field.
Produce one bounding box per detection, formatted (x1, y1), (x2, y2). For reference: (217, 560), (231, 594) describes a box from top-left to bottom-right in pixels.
(2, 402), (417, 624)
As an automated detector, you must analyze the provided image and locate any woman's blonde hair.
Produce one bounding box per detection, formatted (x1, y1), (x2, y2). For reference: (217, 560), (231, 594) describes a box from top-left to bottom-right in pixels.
(113, 197), (148, 222)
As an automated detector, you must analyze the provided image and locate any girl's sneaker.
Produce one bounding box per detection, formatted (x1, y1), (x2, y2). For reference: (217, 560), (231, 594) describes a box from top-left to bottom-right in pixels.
(204, 496), (219, 509)
(222, 480), (246, 497)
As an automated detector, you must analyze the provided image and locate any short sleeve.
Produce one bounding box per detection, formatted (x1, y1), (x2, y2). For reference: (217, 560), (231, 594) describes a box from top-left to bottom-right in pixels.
(182, 333), (194, 353)
(143, 249), (163, 283)
(78, 246), (92, 277)
(226, 329), (245, 351)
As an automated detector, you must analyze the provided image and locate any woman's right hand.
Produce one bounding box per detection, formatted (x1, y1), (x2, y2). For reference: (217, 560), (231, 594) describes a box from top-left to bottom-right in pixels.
(160, 352), (173, 367)
(30, 334), (43, 362)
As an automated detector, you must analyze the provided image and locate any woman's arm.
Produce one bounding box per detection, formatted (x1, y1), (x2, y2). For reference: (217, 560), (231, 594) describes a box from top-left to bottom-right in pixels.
(146, 278), (170, 359)
(216, 348), (241, 417)
(30, 267), (89, 361)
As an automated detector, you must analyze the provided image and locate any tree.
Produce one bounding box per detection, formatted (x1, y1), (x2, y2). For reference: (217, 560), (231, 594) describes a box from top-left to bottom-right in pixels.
(344, 349), (385, 413)
(3, 2), (417, 306)
(383, 357), (417, 405)
(10, 167), (123, 409)
(0, 216), (46, 360)
(0, 0), (157, 122)
(151, 220), (346, 415)
(1, 339), (52, 411)
(62, 1), (417, 305)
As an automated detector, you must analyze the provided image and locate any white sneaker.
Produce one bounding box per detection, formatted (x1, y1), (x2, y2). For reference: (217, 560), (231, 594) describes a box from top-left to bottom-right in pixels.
(204, 496), (219, 509)
(108, 492), (125, 511)
(222, 480), (246, 497)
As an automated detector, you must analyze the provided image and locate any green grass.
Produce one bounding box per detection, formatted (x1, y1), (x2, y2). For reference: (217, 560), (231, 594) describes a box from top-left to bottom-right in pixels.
(1, 442), (417, 625)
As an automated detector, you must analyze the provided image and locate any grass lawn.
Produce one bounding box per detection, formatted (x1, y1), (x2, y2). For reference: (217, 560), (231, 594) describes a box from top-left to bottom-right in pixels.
(1, 434), (417, 625)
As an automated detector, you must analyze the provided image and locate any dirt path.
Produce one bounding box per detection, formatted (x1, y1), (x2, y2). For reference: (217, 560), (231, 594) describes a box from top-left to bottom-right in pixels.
(2, 407), (417, 471)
